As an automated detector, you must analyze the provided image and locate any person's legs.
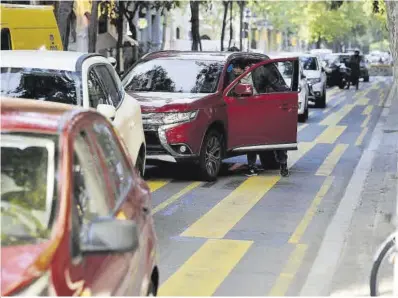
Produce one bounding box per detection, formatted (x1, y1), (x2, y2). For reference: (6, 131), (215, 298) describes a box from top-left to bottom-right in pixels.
(274, 150), (289, 177)
(246, 153), (258, 176)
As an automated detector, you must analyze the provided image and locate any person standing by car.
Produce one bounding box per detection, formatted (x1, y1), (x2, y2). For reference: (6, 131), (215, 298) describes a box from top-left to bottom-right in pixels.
(348, 50), (361, 90)
(229, 62), (289, 177)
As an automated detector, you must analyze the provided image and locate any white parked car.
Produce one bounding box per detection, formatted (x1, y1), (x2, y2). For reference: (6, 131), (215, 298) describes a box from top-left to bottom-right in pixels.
(0, 50), (146, 175)
(273, 53), (310, 122)
(300, 54), (327, 108)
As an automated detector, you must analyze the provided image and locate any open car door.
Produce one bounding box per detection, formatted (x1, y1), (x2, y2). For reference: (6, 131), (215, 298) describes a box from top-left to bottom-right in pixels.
(223, 57), (300, 152)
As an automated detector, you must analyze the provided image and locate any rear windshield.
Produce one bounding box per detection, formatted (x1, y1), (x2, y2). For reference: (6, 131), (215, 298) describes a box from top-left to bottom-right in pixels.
(1, 67), (79, 105)
(1, 133), (57, 247)
(300, 56), (318, 71)
(122, 59), (224, 94)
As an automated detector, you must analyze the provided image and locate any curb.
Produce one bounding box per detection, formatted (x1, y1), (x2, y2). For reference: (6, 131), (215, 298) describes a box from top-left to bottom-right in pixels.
(300, 79), (397, 296)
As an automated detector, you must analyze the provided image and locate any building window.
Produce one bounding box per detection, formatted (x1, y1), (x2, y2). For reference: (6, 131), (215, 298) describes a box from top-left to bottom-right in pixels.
(176, 27), (180, 40)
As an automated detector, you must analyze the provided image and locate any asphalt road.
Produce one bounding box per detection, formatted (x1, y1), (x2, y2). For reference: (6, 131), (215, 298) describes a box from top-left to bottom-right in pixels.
(144, 77), (394, 296)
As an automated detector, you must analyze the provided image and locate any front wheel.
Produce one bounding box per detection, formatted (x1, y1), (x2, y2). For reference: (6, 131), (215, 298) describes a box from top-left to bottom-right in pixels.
(135, 154), (145, 177)
(370, 237), (396, 296)
(298, 105), (308, 122)
(198, 130), (223, 181)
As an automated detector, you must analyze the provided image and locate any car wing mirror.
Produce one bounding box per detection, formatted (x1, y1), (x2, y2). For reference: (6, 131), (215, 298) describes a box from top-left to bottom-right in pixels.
(80, 219), (139, 254)
(235, 83), (253, 96)
(97, 104), (116, 120)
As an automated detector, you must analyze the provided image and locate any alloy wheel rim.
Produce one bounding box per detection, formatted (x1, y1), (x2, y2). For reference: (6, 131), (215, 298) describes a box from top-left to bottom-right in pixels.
(205, 136), (221, 177)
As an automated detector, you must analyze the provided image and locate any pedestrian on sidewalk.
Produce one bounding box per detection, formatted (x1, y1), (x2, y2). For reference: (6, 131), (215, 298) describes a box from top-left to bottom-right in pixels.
(348, 50), (361, 91)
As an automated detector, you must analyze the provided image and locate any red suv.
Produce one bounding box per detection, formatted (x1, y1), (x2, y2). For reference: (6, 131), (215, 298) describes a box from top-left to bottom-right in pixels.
(122, 51), (299, 181)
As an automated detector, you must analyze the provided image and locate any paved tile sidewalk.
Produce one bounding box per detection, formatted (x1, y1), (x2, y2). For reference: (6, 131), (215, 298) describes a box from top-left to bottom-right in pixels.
(329, 81), (398, 296)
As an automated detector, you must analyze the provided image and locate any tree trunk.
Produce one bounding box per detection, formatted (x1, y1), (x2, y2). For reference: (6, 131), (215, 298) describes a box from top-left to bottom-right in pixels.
(316, 35), (322, 49)
(190, 0), (200, 51)
(239, 1), (244, 51)
(88, 0), (98, 53)
(116, 1), (125, 74)
(228, 1), (233, 49)
(386, 1), (398, 77)
(55, 1), (74, 50)
(220, 1), (229, 51)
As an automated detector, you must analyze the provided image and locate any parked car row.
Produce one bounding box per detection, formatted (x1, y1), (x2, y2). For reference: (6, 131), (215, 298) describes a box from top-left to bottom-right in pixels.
(1, 49), (306, 296)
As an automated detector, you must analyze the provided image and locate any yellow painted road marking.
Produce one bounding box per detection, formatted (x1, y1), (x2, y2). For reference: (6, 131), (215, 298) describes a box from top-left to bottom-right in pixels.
(147, 180), (170, 192)
(362, 105), (373, 115)
(316, 144), (348, 176)
(357, 96), (370, 106)
(152, 182), (201, 214)
(361, 115), (371, 128)
(355, 127), (368, 146)
(181, 175), (280, 238)
(289, 176), (335, 244)
(159, 239), (253, 296)
(268, 244), (308, 296)
(320, 104), (354, 126)
(315, 125), (346, 144)
(297, 124), (308, 132)
(288, 141), (316, 168)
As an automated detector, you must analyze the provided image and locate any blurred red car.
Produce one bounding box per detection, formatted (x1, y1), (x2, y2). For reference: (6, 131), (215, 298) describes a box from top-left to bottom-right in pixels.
(1, 98), (158, 296)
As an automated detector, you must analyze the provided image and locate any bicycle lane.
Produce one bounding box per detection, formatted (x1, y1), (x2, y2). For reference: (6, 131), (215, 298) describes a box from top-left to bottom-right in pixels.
(301, 79), (398, 296)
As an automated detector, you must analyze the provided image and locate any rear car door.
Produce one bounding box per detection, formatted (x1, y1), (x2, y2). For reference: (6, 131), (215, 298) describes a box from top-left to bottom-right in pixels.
(224, 58), (299, 149)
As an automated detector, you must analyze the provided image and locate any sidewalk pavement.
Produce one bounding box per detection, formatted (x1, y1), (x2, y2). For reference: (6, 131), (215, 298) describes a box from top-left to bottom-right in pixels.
(300, 79), (398, 296)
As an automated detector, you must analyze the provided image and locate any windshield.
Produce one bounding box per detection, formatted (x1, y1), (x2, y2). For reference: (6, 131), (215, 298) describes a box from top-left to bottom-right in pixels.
(123, 59), (224, 93)
(300, 57), (318, 71)
(1, 67), (79, 105)
(1, 133), (57, 246)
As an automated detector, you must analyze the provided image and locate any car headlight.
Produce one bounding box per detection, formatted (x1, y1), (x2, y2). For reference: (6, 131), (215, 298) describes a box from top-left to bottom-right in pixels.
(142, 111), (198, 125)
(308, 78), (321, 84)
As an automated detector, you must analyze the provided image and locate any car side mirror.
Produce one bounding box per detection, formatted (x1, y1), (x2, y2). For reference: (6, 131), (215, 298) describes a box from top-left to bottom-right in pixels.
(80, 219), (139, 254)
(235, 83), (253, 96)
(97, 104), (116, 120)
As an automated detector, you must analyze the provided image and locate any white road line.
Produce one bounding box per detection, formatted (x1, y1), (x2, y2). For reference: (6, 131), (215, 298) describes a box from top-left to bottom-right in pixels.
(300, 103), (388, 296)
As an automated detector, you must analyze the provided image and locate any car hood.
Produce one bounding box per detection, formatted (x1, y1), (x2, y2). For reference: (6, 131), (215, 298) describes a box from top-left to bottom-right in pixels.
(127, 92), (211, 113)
(303, 70), (321, 79)
(1, 243), (49, 294)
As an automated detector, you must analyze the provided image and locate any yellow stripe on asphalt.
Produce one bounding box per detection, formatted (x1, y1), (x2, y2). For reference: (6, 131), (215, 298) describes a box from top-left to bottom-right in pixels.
(320, 104), (354, 126)
(289, 176), (335, 244)
(315, 144), (348, 176)
(356, 96), (370, 106)
(181, 175), (280, 238)
(297, 124), (308, 132)
(355, 127), (368, 146)
(159, 239), (253, 296)
(268, 244), (308, 296)
(361, 115), (371, 128)
(288, 142), (316, 168)
(152, 182), (201, 214)
(362, 105), (373, 115)
(147, 180), (170, 192)
(315, 125), (346, 144)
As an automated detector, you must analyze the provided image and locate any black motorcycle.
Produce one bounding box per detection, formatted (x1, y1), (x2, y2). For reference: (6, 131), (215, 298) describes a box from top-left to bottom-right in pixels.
(325, 61), (351, 89)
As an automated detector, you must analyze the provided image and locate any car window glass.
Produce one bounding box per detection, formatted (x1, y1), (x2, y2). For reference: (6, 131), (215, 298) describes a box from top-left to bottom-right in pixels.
(1, 28), (12, 50)
(87, 69), (110, 108)
(73, 131), (110, 223)
(94, 64), (121, 107)
(300, 57), (318, 71)
(1, 67), (78, 105)
(91, 122), (132, 201)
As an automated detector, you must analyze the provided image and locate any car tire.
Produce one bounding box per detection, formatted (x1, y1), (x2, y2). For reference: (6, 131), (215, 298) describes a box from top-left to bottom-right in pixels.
(259, 151), (279, 170)
(364, 76), (370, 82)
(316, 91), (326, 108)
(298, 105), (308, 123)
(198, 129), (223, 181)
(135, 153), (145, 177)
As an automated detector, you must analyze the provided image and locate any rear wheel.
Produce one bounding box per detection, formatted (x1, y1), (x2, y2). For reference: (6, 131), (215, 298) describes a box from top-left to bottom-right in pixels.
(198, 130), (223, 181)
(259, 151), (279, 170)
(298, 106), (308, 122)
(316, 91), (326, 108)
(135, 153), (145, 177)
